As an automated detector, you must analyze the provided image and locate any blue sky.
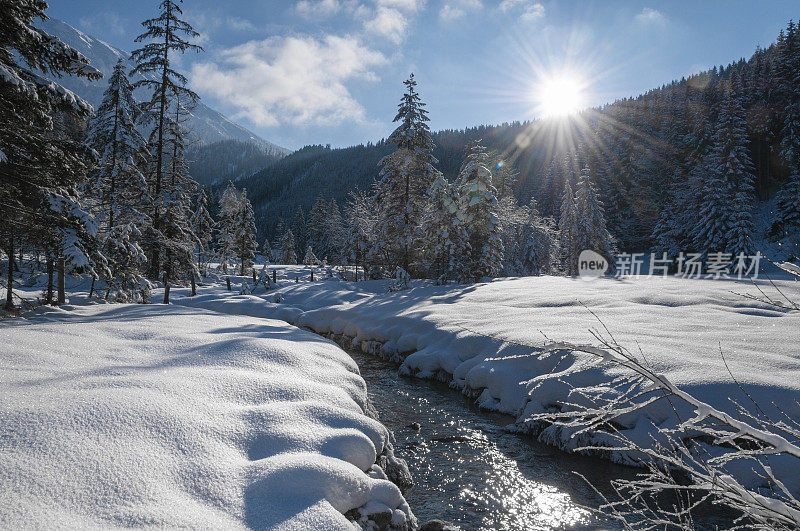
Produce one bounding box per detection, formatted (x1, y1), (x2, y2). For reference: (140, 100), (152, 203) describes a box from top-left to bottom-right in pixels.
(48, 0), (798, 150)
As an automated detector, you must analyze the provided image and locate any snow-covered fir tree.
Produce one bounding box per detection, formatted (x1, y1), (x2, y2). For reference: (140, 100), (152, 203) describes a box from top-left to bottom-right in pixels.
(87, 59), (148, 231)
(155, 95), (199, 303)
(454, 141), (503, 282)
(344, 190), (376, 279)
(292, 207), (308, 257)
(776, 21), (800, 232)
(558, 179), (580, 275)
(130, 0), (202, 297)
(0, 0), (102, 309)
(87, 59), (150, 300)
(370, 74), (438, 274)
(692, 74), (756, 256)
(511, 199), (559, 276)
(303, 246), (319, 266)
(216, 181), (239, 273)
(421, 172), (464, 280)
(233, 188), (258, 275)
(103, 223), (150, 302)
(279, 229), (297, 265)
(574, 166), (615, 265)
(191, 187), (215, 273)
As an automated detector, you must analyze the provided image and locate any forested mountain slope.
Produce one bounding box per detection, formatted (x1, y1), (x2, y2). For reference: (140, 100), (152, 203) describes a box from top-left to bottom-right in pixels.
(239, 22), (798, 254)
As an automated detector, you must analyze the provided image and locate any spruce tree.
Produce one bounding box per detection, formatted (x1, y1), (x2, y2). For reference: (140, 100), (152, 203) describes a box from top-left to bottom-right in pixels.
(292, 207), (308, 256)
(574, 166), (615, 264)
(776, 20), (800, 231)
(558, 179), (579, 275)
(87, 59), (150, 299)
(216, 181), (239, 273)
(421, 172), (464, 280)
(130, 0), (202, 289)
(157, 96), (198, 302)
(0, 0), (101, 310)
(371, 74), (438, 274)
(233, 188), (258, 275)
(692, 75), (755, 256)
(455, 140), (503, 282)
(344, 190), (376, 279)
(303, 246), (319, 265)
(88, 59), (148, 231)
(191, 187), (215, 273)
(279, 229), (297, 264)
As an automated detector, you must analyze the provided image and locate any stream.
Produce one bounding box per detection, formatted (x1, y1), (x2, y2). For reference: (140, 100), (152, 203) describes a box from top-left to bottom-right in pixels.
(348, 347), (633, 530)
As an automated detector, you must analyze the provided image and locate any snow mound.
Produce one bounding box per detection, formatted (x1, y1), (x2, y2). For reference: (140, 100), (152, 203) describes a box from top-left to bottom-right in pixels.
(0, 303), (414, 529)
(171, 272), (800, 496)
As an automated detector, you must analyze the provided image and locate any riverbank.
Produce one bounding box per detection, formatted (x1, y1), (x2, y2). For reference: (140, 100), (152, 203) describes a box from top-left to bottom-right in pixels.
(173, 271), (800, 498)
(0, 303), (415, 529)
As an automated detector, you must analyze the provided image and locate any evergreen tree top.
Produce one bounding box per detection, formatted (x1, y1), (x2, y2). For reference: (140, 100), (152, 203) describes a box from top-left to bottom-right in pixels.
(387, 73), (434, 153)
(130, 0), (202, 102)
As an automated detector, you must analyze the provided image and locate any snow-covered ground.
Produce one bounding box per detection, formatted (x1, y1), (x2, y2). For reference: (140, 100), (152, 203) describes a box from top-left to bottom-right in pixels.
(168, 268), (800, 495)
(0, 302), (414, 529)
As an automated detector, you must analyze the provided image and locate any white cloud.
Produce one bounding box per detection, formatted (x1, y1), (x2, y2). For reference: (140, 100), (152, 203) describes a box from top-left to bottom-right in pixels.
(191, 35), (386, 127)
(365, 7), (408, 43)
(295, 0), (342, 19)
(439, 0), (481, 21)
(635, 7), (666, 26)
(498, 0), (544, 22)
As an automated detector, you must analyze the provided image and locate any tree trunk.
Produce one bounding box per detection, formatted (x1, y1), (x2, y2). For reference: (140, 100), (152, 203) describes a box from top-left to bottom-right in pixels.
(163, 270), (170, 304)
(89, 277), (95, 298)
(46, 256), (54, 305)
(57, 254), (66, 305)
(5, 236), (14, 311)
(226, 277), (231, 291)
(190, 273), (196, 297)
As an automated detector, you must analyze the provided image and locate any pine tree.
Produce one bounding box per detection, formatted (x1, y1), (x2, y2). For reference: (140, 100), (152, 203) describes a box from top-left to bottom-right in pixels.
(303, 246), (319, 265)
(692, 75), (755, 256)
(371, 74), (438, 274)
(279, 229), (297, 264)
(558, 179), (580, 275)
(88, 59), (148, 231)
(518, 199), (558, 275)
(344, 190), (376, 279)
(324, 199), (345, 263)
(87, 59), (150, 299)
(156, 95), (198, 302)
(292, 207), (308, 256)
(455, 141), (503, 282)
(421, 172), (464, 280)
(233, 188), (258, 275)
(130, 0), (202, 293)
(574, 166), (615, 264)
(191, 187), (215, 273)
(307, 196), (328, 257)
(216, 181), (239, 273)
(776, 20), (800, 231)
(0, 0), (102, 310)
(104, 223), (150, 302)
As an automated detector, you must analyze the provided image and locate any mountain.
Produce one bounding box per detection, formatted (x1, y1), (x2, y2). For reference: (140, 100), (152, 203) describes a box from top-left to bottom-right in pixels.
(235, 22), (795, 255)
(38, 18), (290, 158)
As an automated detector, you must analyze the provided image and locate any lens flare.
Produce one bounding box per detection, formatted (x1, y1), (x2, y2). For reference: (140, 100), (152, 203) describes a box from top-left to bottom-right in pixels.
(536, 72), (586, 117)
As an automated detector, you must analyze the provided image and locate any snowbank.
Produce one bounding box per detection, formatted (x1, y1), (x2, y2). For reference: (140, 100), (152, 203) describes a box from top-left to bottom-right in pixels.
(171, 272), (800, 495)
(0, 303), (414, 529)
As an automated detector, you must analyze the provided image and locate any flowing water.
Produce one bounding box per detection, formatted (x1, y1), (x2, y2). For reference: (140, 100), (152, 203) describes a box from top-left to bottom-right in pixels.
(348, 348), (633, 530)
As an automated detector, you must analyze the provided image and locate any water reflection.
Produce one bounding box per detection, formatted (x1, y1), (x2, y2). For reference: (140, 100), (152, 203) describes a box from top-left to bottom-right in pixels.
(349, 349), (627, 530)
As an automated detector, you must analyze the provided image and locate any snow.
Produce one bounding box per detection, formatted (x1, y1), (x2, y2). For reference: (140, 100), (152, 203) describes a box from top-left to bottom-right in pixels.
(165, 270), (800, 495)
(0, 302), (414, 529)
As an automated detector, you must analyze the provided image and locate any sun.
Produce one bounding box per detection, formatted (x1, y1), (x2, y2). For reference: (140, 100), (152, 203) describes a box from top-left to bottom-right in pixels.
(536, 72), (586, 117)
